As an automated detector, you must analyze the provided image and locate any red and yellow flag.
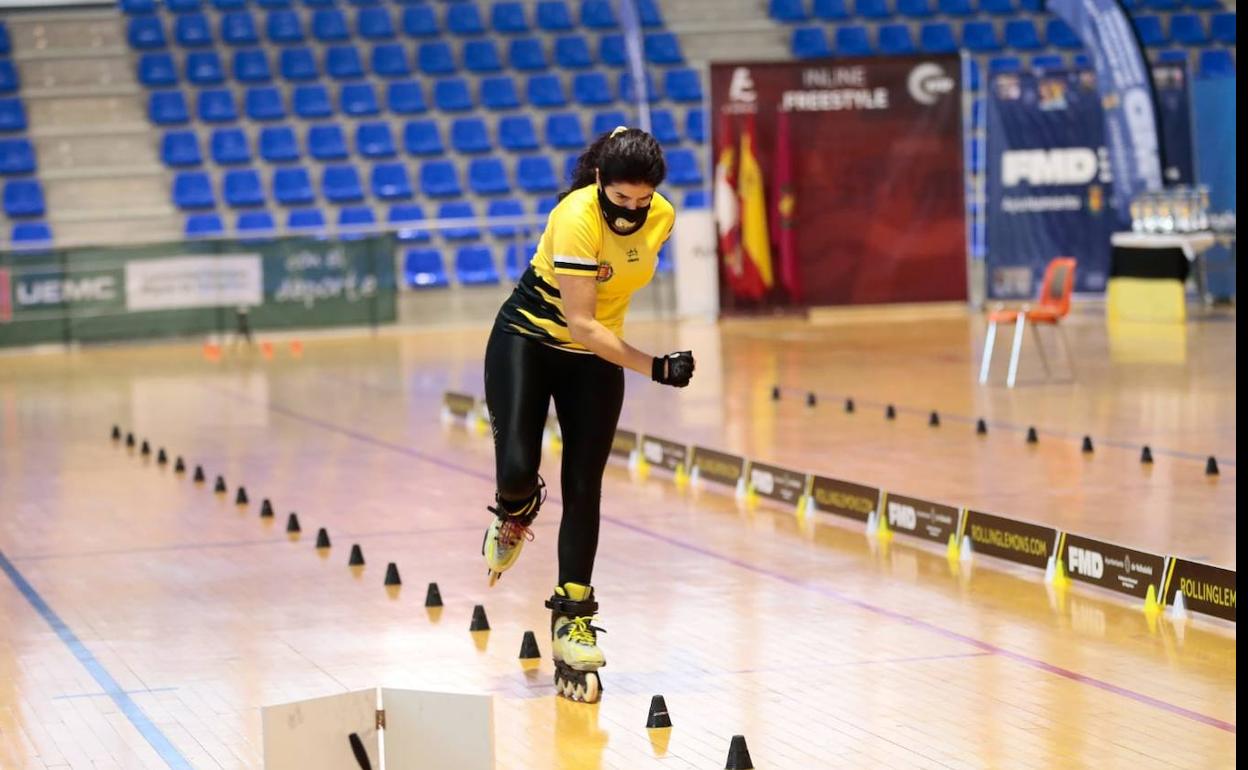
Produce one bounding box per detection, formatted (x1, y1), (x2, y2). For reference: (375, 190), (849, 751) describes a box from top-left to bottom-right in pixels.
(772, 109), (800, 302)
(737, 113), (773, 299)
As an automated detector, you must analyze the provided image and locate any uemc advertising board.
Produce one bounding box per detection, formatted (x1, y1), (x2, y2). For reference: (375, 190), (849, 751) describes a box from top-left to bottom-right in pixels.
(710, 56), (966, 307)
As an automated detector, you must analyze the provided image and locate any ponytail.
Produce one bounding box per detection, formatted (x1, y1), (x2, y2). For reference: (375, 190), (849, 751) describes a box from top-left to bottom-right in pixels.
(558, 127), (666, 201)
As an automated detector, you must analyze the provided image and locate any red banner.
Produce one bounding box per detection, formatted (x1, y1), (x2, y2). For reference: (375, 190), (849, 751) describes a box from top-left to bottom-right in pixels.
(711, 56), (967, 309)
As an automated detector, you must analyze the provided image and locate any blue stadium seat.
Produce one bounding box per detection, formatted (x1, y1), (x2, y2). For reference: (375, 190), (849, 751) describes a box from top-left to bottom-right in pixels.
(962, 21), (1001, 52)
(322, 164), (364, 202)
(599, 34), (627, 67)
(685, 110), (705, 143)
(536, 195), (559, 217)
(122, 0), (156, 13)
(509, 37), (548, 71)
(258, 0), (292, 9)
(293, 84), (332, 117)
(486, 198), (526, 237)
(650, 109), (680, 145)
(246, 86), (285, 120)
(464, 39), (503, 73)
(546, 112), (585, 149)
(665, 68), (703, 103)
(9, 221), (51, 247)
(403, 248), (448, 287)
(1046, 19), (1080, 49)
(813, 0), (850, 19)
(401, 5), (439, 37)
(312, 9), (349, 41)
(434, 78), (473, 111)
(447, 2), (485, 35)
(879, 24), (916, 54)
(537, 1), (573, 31)
(149, 91), (188, 124)
(185, 213), (224, 238)
(793, 26), (831, 58)
(1156, 49), (1188, 64)
(469, 158), (511, 195)
(185, 51), (224, 85)
(372, 43), (411, 77)
(938, 0), (973, 15)
(273, 166), (314, 204)
(234, 48), (272, 82)
(327, 45), (365, 79)
(390, 203), (430, 241)
(979, 0), (1015, 14)
(517, 155), (558, 193)
(683, 189), (708, 209)
(769, 0), (809, 21)
(419, 41), (457, 75)
(620, 71), (661, 102)
(637, 0), (663, 27)
(561, 153), (579, 184)
(920, 22), (958, 53)
(1169, 14), (1208, 46)
(481, 75), (521, 110)
(371, 162), (412, 200)
(452, 117), (492, 153)
(287, 207), (326, 232)
(1032, 54), (1065, 70)
(224, 168), (264, 207)
(528, 74), (567, 108)
(666, 149), (702, 186)
(198, 88), (238, 122)
(1187, 0), (1222, 8)
(264, 10), (303, 43)
(308, 124), (348, 160)
(157, 0), (198, 10)
(173, 171), (214, 209)
(388, 80), (427, 114)
(505, 241), (537, 280)
(1017, 0), (1043, 9)
(581, 0), (618, 29)
(259, 125), (299, 162)
(1210, 13), (1235, 45)
(404, 119), (443, 155)
(499, 115), (540, 151)
(421, 160), (462, 197)
(161, 130), (202, 167)
(835, 26), (872, 56)
(337, 206), (375, 239)
(574, 72), (614, 106)
(236, 210), (275, 237)
(281, 47), (319, 80)
(988, 56), (1021, 74)
(340, 82), (380, 116)
(220, 12), (258, 45)
(897, 0), (933, 17)
(0, 138), (36, 174)
(358, 7), (395, 39)
(1004, 20), (1042, 50)
(457, 245), (500, 285)
(1133, 16), (1167, 47)
(493, 2), (530, 33)
(356, 121), (396, 158)
(592, 110), (628, 136)
(657, 241), (673, 274)
(855, 0), (890, 18)
(138, 53), (178, 86)
(1198, 49), (1234, 77)
(645, 33), (684, 64)
(1144, 0), (1181, 10)
(555, 35), (593, 68)
(128, 15), (167, 49)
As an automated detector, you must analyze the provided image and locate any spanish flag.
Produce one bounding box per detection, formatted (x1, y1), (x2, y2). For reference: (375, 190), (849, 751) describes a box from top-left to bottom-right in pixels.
(737, 113), (774, 298)
(772, 109), (800, 302)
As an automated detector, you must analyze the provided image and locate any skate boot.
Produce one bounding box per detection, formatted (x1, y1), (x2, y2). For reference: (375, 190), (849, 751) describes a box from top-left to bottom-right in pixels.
(546, 582), (606, 703)
(482, 478), (544, 586)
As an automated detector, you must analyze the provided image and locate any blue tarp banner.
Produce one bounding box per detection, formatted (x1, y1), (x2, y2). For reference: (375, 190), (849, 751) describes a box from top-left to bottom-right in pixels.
(1154, 63), (1194, 185)
(1191, 74), (1236, 300)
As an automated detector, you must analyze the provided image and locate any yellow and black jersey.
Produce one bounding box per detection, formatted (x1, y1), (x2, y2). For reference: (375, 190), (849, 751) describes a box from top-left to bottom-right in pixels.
(495, 184), (674, 352)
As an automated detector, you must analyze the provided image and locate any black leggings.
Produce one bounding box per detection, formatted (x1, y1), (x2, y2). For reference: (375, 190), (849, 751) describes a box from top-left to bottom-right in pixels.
(483, 326), (625, 586)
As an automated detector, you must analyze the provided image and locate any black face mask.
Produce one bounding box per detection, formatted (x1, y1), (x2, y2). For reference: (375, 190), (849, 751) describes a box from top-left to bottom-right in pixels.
(598, 185), (650, 235)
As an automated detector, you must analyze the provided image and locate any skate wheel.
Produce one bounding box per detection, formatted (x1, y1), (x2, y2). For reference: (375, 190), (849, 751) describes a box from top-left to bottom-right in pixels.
(583, 674), (599, 703)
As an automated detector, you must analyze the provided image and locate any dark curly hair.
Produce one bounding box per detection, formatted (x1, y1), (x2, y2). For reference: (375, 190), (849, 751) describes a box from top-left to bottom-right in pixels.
(558, 127), (666, 201)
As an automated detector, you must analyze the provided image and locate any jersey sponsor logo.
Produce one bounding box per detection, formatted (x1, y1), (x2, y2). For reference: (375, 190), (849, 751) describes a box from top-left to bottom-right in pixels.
(626, 248), (639, 263)
(596, 262), (614, 283)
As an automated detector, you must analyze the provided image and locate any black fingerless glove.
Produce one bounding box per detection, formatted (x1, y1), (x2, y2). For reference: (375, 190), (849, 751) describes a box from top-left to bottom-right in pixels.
(651, 351), (695, 388)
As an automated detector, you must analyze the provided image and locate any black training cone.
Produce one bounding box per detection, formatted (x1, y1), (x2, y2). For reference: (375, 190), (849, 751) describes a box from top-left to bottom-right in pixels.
(424, 582), (443, 607)
(1081, 436), (1094, 453)
(348, 544), (365, 566)
(286, 512), (301, 533)
(157, 448), (167, 465)
(174, 457), (186, 473)
(844, 398), (854, 413)
(1141, 446), (1154, 464)
(141, 440), (151, 456)
(235, 486), (249, 505)
(214, 476), (227, 493)
(976, 418), (988, 435)
(885, 404), (896, 420)
(260, 498), (274, 518)
(519, 630), (540, 660)
(384, 562), (401, 586)
(1206, 456), (1219, 475)
(646, 695), (672, 728)
(805, 392), (817, 407)
(470, 604), (490, 631)
(929, 411), (940, 427)
(112, 425), (121, 441)
(725, 735), (754, 769)
(126, 432), (135, 448)
(193, 465), (205, 482)
(770, 385), (780, 401)
(1026, 427), (1039, 444)
(315, 528), (331, 548)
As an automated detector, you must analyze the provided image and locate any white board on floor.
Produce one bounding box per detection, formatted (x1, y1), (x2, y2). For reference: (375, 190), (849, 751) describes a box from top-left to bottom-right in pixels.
(380, 688), (494, 770)
(261, 688), (379, 770)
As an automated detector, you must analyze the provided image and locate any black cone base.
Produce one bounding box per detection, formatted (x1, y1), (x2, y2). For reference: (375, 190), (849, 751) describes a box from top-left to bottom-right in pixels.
(193, 465), (205, 483)
(315, 528), (331, 549)
(1206, 456), (1219, 475)
(844, 398), (854, 413)
(126, 433), (135, 448)
(235, 486), (249, 505)
(286, 513), (301, 533)
(384, 562), (401, 586)
(929, 411), (940, 427)
(770, 385), (780, 401)
(805, 392), (816, 407)
(348, 544), (365, 566)
(519, 630), (540, 659)
(470, 604), (490, 631)
(725, 735), (754, 769)
(157, 449), (167, 465)
(141, 440), (151, 456)
(885, 405), (896, 419)
(174, 457), (186, 473)
(214, 476), (227, 493)
(1082, 436), (1094, 453)
(424, 582), (443, 607)
(1141, 446), (1154, 464)
(1026, 427), (1039, 443)
(112, 426), (121, 441)
(646, 695), (672, 728)
(260, 499), (274, 518)
(976, 418), (988, 435)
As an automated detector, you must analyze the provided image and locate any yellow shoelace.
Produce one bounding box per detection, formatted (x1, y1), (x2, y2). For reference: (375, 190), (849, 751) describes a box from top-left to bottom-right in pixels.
(564, 616), (605, 646)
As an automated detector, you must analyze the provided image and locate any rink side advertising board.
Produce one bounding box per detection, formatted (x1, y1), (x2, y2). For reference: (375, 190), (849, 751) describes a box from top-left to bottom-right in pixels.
(640, 435), (689, 473)
(690, 447), (746, 487)
(809, 475), (879, 523)
(443, 392), (476, 418)
(962, 510), (1056, 570)
(1058, 533), (1165, 600)
(610, 429), (639, 459)
(748, 462), (809, 505)
(884, 493), (961, 545)
(1162, 558), (1236, 622)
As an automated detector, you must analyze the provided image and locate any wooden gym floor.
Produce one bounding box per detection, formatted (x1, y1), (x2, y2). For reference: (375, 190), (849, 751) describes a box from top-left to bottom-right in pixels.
(0, 305), (1236, 769)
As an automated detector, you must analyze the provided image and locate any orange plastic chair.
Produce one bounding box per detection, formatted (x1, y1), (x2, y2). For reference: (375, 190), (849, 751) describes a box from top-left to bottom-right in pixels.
(979, 257), (1077, 388)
